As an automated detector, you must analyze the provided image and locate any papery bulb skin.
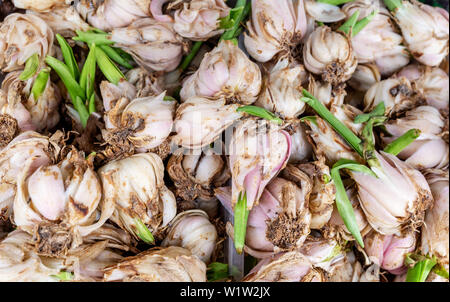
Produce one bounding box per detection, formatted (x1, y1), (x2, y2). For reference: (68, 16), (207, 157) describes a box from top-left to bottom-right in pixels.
(125, 68), (165, 98)
(100, 80), (137, 114)
(167, 148), (230, 202)
(0, 13), (54, 72)
(308, 77), (346, 109)
(382, 106), (449, 170)
(288, 122), (313, 164)
(172, 96), (243, 149)
(76, 0), (151, 32)
(299, 237), (344, 272)
(229, 118), (291, 210)
(303, 26), (357, 86)
(12, 0), (70, 12)
(173, 0), (230, 41)
(392, 0), (449, 67)
(180, 40), (262, 105)
(110, 19), (186, 73)
(397, 64), (449, 110)
(364, 230), (416, 275)
(1, 70), (61, 132)
(103, 246), (207, 282)
(348, 63), (381, 93)
(162, 210), (217, 263)
(330, 104), (364, 136)
(242, 251), (324, 282)
(244, 0), (308, 63)
(255, 58), (307, 119)
(98, 153), (177, 242)
(351, 151), (433, 235)
(304, 0), (346, 24)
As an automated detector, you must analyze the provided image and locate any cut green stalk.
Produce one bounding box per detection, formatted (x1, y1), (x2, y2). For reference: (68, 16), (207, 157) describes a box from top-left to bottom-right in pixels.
(178, 41), (203, 72)
(74, 96), (90, 128)
(73, 30), (113, 45)
(331, 159), (377, 248)
(207, 262), (229, 282)
(51, 271), (74, 281)
(134, 217), (155, 244)
(220, 6), (245, 29)
(354, 102), (386, 124)
(79, 43), (97, 100)
(352, 9), (378, 37)
(234, 192), (250, 254)
(45, 55), (85, 102)
(56, 34), (80, 81)
(361, 116), (387, 168)
(31, 68), (50, 100)
(220, 0), (250, 41)
(95, 46), (125, 85)
(317, 0), (356, 5)
(406, 257), (437, 282)
(19, 53), (39, 81)
(237, 105), (283, 125)
(338, 10), (360, 35)
(383, 129), (421, 156)
(99, 45), (133, 69)
(383, 0), (403, 11)
(300, 90), (363, 156)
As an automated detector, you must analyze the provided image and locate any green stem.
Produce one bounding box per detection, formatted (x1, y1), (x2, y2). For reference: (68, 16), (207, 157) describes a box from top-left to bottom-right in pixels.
(236, 105), (283, 125)
(361, 116), (387, 168)
(73, 30), (113, 45)
(74, 96), (90, 128)
(317, 0), (356, 5)
(19, 53), (39, 81)
(56, 34), (80, 81)
(338, 10), (360, 35)
(31, 68), (50, 100)
(134, 217), (155, 244)
(354, 102), (386, 124)
(383, 129), (421, 156)
(383, 0), (403, 11)
(99, 45), (133, 69)
(88, 93), (96, 114)
(234, 192), (250, 254)
(95, 46), (125, 85)
(79, 43), (97, 100)
(301, 90), (363, 157)
(352, 9), (378, 37)
(220, 0), (250, 41)
(178, 41), (203, 72)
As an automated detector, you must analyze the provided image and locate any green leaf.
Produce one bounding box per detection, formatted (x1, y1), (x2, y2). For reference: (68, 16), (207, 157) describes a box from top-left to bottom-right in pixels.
(99, 45), (133, 69)
(219, 6), (244, 29)
(134, 217), (155, 244)
(300, 115), (318, 126)
(207, 262), (229, 282)
(433, 263), (449, 279)
(354, 102), (386, 124)
(88, 93), (96, 114)
(73, 30), (114, 45)
(406, 258), (437, 282)
(51, 271), (74, 281)
(95, 46), (125, 85)
(79, 43), (97, 100)
(317, 0), (356, 5)
(383, 129), (421, 156)
(333, 158), (377, 177)
(31, 68), (50, 100)
(383, 0), (403, 11)
(74, 96), (90, 128)
(338, 10), (360, 35)
(237, 105), (283, 125)
(352, 9), (378, 37)
(234, 191), (250, 254)
(55, 34), (80, 81)
(113, 46), (133, 61)
(19, 53), (39, 81)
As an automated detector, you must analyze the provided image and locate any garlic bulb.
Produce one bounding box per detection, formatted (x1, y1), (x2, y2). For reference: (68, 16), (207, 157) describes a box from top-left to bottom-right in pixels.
(13, 149), (108, 256)
(180, 40), (262, 105)
(364, 230), (416, 275)
(171, 96), (243, 149)
(255, 58), (307, 119)
(397, 64), (449, 110)
(0, 13), (54, 72)
(110, 19), (186, 72)
(350, 151), (433, 235)
(167, 148), (229, 202)
(229, 118), (291, 210)
(98, 153), (177, 242)
(242, 251), (324, 282)
(76, 0), (151, 32)
(173, 0), (230, 41)
(421, 169), (449, 275)
(303, 26), (357, 86)
(12, 0), (70, 11)
(392, 0), (449, 67)
(162, 209), (217, 263)
(308, 77), (346, 109)
(348, 63), (381, 93)
(343, 0), (410, 76)
(288, 122), (313, 164)
(244, 0), (308, 63)
(103, 246), (207, 282)
(1, 70), (61, 132)
(383, 106), (448, 170)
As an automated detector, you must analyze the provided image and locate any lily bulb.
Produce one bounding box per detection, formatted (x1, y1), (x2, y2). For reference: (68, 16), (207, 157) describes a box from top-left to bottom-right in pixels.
(299, 237), (344, 273)
(110, 19), (186, 72)
(242, 251), (324, 282)
(0, 131), (59, 221)
(167, 148), (230, 202)
(350, 151), (433, 235)
(308, 77), (346, 109)
(0, 13), (54, 72)
(1, 70), (61, 132)
(421, 169), (449, 275)
(348, 63), (381, 93)
(364, 230), (416, 275)
(343, 0), (410, 76)
(173, 0), (230, 41)
(383, 106), (448, 169)
(180, 40), (262, 105)
(162, 209), (217, 263)
(397, 64), (449, 110)
(12, 0), (70, 11)
(76, 0), (151, 32)
(392, 0), (449, 67)
(13, 149), (106, 256)
(255, 58), (308, 119)
(172, 96), (243, 149)
(103, 246), (207, 282)
(364, 77), (425, 116)
(288, 122), (313, 164)
(103, 90), (176, 153)
(229, 118), (292, 210)
(244, 0), (307, 63)
(98, 153), (177, 242)
(303, 26), (357, 86)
